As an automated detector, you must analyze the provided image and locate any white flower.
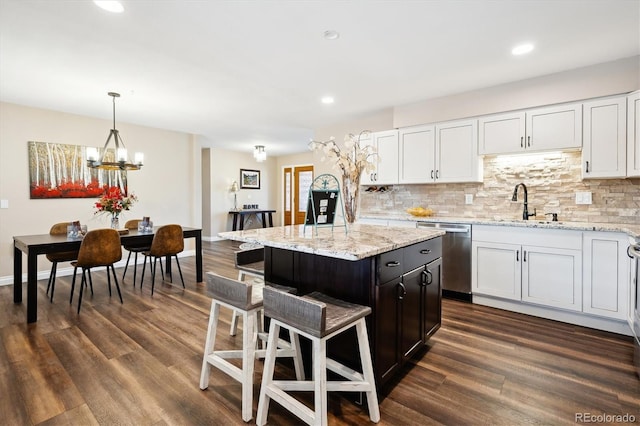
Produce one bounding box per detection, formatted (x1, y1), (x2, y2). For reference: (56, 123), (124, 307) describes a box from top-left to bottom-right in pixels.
(308, 131), (377, 183)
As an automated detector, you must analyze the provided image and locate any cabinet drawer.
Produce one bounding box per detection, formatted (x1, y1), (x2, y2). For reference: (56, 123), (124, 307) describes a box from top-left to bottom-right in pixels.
(378, 248), (404, 283)
(405, 238), (442, 272)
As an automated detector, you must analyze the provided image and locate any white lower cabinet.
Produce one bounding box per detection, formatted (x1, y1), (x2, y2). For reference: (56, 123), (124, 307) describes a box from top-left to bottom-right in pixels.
(582, 232), (630, 320)
(472, 225), (582, 311)
(472, 241), (521, 300)
(521, 245), (581, 311)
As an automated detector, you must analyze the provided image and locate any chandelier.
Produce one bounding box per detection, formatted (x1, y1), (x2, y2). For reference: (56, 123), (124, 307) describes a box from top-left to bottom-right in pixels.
(253, 145), (266, 162)
(86, 92), (143, 171)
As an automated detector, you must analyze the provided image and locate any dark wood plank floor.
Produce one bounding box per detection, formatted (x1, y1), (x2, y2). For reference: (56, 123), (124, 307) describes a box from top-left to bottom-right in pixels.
(2, 240), (638, 425)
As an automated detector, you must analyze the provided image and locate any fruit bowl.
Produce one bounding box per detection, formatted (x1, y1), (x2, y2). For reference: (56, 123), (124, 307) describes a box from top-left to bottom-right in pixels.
(406, 207), (434, 217)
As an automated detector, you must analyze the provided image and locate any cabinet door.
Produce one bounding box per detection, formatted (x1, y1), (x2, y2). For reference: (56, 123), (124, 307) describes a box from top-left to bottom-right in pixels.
(521, 246), (582, 311)
(399, 125), (435, 183)
(374, 278), (402, 383)
(526, 103), (582, 152)
(478, 111), (525, 155)
(435, 119), (482, 183)
(472, 241), (521, 300)
(359, 132), (376, 185)
(582, 96), (626, 179)
(628, 91), (640, 177)
(401, 266), (425, 360)
(373, 130), (399, 185)
(582, 232), (630, 320)
(424, 257), (442, 340)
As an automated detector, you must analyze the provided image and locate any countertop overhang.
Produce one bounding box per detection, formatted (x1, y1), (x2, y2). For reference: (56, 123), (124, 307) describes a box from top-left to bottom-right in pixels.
(219, 223), (445, 261)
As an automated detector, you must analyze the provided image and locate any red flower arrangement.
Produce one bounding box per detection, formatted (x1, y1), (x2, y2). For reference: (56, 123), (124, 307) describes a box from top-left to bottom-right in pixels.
(94, 186), (137, 219)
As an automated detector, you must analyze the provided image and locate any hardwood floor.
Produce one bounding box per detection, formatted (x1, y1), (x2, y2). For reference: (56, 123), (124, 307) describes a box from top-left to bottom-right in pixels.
(1, 240), (638, 425)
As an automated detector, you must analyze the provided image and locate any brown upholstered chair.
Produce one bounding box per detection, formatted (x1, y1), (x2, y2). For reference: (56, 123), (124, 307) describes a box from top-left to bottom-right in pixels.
(121, 219), (154, 285)
(46, 222), (80, 302)
(69, 228), (123, 314)
(141, 224), (184, 295)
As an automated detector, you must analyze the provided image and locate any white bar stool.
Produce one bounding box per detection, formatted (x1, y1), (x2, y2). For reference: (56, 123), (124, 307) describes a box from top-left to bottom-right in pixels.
(199, 272), (304, 422)
(257, 286), (380, 426)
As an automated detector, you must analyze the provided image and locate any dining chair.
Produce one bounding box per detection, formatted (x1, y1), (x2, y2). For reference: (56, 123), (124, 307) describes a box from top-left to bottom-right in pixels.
(141, 224), (185, 295)
(46, 222), (80, 303)
(121, 219), (155, 285)
(69, 228), (123, 314)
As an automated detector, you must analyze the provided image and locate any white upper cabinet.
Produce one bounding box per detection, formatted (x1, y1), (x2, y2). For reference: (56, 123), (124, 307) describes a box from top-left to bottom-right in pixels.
(436, 119), (482, 183)
(398, 125), (435, 184)
(582, 96), (627, 179)
(361, 129), (398, 185)
(479, 103), (582, 155)
(628, 91), (640, 177)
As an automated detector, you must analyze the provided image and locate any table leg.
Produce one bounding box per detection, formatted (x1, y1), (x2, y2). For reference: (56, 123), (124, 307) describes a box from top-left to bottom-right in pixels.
(268, 212), (273, 227)
(27, 253), (38, 323)
(232, 213), (239, 231)
(195, 231), (203, 282)
(165, 254), (173, 282)
(260, 212), (267, 228)
(13, 246), (22, 303)
(239, 215), (245, 231)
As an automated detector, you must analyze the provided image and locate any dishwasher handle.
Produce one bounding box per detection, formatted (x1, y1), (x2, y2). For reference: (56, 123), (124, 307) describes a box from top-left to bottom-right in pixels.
(417, 222), (471, 233)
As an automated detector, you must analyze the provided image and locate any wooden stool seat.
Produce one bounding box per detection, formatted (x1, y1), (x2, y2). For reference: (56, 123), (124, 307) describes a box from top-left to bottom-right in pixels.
(199, 272), (304, 422)
(257, 287), (380, 426)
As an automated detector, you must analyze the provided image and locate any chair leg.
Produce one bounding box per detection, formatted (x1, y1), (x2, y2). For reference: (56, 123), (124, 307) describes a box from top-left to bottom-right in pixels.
(199, 300), (220, 390)
(110, 265), (124, 304)
(241, 309), (257, 422)
(88, 269), (94, 295)
(77, 268), (87, 314)
(133, 251), (138, 284)
(70, 266), (78, 304)
(356, 318), (380, 422)
(256, 322), (280, 426)
(141, 254), (149, 288)
(122, 250), (133, 280)
(151, 257), (157, 295)
(313, 337), (328, 426)
(106, 264), (113, 297)
(48, 262), (58, 303)
(174, 255), (185, 288)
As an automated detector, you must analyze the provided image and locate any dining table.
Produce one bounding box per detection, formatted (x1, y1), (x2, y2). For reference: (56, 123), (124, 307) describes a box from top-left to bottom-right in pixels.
(13, 226), (203, 323)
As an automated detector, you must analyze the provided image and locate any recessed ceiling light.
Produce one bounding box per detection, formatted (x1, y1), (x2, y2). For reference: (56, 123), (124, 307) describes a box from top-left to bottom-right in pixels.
(323, 30), (340, 40)
(94, 1), (124, 13)
(512, 43), (534, 56)
(321, 96), (334, 104)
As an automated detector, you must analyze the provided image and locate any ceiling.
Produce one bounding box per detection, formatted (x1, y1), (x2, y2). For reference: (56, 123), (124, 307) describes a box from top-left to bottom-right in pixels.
(1, 0), (639, 156)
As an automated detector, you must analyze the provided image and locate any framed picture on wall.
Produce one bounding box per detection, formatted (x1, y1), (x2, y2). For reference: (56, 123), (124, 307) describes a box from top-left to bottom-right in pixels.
(240, 169), (260, 189)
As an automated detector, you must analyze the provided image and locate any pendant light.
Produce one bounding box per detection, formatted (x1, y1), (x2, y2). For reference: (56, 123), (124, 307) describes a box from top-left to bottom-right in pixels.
(253, 145), (266, 162)
(86, 92), (143, 171)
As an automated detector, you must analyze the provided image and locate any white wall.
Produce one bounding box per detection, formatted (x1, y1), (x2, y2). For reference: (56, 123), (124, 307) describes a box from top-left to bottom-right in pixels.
(0, 102), (200, 282)
(394, 56), (640, 128)
(206, 147), (279, 239)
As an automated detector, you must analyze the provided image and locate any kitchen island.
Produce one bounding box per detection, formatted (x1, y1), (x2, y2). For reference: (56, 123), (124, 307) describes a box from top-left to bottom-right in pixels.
(219, 223), (445, 392)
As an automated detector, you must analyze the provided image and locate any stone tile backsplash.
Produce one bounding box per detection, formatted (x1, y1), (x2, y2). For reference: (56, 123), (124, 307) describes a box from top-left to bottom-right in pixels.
(360, 151), (640, 224)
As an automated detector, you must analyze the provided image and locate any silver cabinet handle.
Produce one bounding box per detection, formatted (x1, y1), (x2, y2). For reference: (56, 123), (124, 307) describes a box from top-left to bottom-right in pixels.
(516, 250), (519, 262)
(398, 282), (407, 300)
(386, 261), (401, 267)
(523, 250), (527, 262)
(520, 136), (524, 148)
(527, 136), (531, 147)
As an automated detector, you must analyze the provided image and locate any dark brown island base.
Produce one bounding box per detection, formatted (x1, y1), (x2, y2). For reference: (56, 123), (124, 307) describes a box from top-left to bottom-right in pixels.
(219, 223), (445, 394)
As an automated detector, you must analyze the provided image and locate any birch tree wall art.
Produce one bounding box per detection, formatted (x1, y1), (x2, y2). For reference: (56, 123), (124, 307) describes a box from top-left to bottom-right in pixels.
(28, 141), (127, 199)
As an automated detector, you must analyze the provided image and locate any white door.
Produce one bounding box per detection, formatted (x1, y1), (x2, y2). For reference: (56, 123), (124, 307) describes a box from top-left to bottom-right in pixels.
(628, 91), (640, 177)
(521, 246), (582, 311)
(436, 119), (481, 183)
(373, 130), (399, 185)
(526, 103), (582, 152)
(582, 96), (626, 179)
(472, 241), (522, 300)
(399, 125), (434, 184)
(478, 111), (525, 155)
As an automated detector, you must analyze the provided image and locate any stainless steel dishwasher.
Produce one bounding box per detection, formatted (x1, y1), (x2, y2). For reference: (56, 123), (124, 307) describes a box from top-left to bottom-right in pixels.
(417, 221), (472, 302)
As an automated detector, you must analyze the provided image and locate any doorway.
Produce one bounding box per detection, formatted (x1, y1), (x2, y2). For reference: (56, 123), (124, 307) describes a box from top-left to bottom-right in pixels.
(283, 165), (314, 225)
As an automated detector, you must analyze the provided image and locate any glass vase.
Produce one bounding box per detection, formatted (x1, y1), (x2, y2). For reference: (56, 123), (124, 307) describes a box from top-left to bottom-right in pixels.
(111, 216), (120, 229)
(341, 175), (360, 224)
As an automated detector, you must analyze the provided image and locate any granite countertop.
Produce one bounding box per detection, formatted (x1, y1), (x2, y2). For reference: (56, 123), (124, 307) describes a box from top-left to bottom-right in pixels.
(360, 213), (640, 240)
(218, 223), (445, 261)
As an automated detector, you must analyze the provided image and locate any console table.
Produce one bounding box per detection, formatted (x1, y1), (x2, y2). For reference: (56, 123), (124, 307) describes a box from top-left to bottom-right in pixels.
(228, 209), (275, 231)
